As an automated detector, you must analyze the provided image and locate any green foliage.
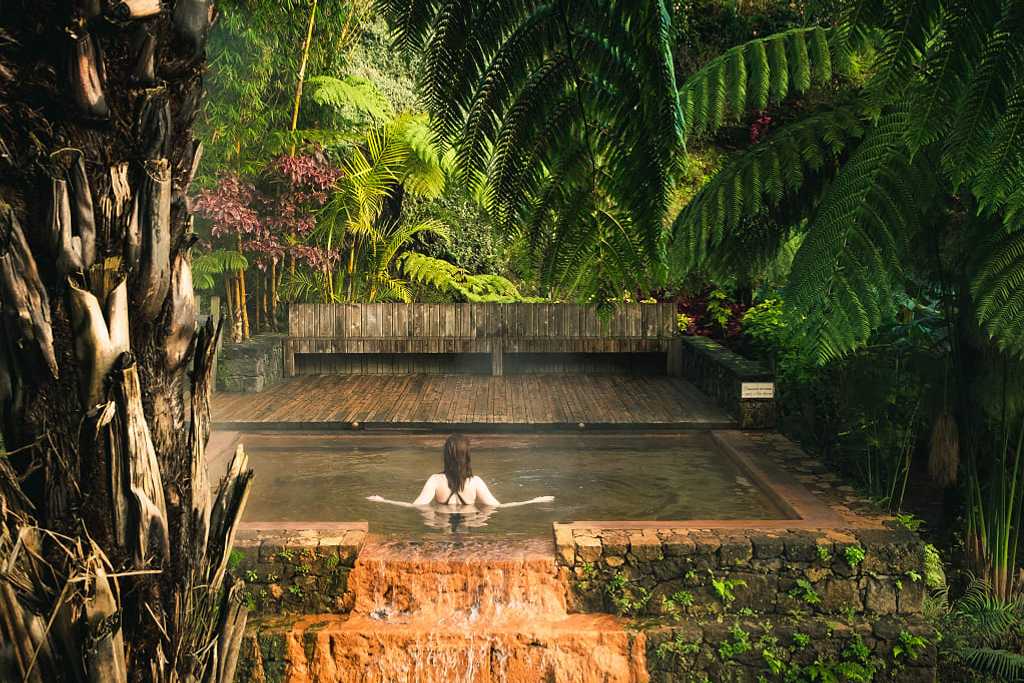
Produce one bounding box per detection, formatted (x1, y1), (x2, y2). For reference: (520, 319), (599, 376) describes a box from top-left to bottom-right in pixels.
(227, 549), (246, 570)
(937, 575), (1024, 681)
(655, 632), (700, 662)
(377, 0), (685, 300)
(671, 0), (1024, 361)
(789, 578), (821, 606)
(400, 252), (537, 303)
(679, 26), (837, 141)
(717, 624), (751, 660)
(660, 590), (695, 621)
(892, 630), (927, 663)
(605, 571), (652, 617)
(191, 250), (248, 290)
(711, 575), (746, 606)
(306, 74), (394, 128)
(844, 546), (865, 569)
(792, 632), (810, 649)
(816, 544), (832, 564)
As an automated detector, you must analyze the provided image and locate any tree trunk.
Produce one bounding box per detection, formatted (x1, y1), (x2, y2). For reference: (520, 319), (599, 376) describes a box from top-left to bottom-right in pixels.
(0, 3), (253, 682)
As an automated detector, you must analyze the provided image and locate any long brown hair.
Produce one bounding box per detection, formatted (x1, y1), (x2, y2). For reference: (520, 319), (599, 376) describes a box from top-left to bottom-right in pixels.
(443, 434), (473, 493)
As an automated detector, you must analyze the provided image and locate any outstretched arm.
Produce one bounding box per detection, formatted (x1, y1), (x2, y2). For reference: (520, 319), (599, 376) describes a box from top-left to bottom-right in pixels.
(475, 479), (553, 508)
(368, 476), (438, 508)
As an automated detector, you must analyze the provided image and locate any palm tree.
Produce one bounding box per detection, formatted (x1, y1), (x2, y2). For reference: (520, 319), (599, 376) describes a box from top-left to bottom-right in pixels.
(0, 2), (251, 680)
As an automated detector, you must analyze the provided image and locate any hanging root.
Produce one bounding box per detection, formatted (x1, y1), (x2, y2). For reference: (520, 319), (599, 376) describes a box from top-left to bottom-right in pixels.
(82, 545), (128, 682)
(130, 159), (171, 320)
(207, 445), (253, 592)
(66, 29), (108, 119)
(137, 90), (171, 161)
(210, 577), (247, 683)
(928, 412), (959, 487)
(0, 203), (58, 379)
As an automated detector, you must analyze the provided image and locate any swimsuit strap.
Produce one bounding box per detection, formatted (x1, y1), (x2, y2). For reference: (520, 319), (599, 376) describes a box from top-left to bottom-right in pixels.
(444, 491), (468, 507)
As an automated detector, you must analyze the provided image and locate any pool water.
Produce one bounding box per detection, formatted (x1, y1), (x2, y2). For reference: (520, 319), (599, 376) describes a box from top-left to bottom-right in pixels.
(236, 432), (788, 538)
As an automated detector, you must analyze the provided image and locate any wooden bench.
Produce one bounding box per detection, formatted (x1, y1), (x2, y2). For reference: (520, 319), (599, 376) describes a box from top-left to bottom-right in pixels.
(285, 303), (681, 377)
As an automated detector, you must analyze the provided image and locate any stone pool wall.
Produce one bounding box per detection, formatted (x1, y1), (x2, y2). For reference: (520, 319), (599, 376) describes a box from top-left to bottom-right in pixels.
(680, 335), (775, 429)
(555, 524), (936, 682)
(217, 334), (285, 393)
(230, 525), (367, 615)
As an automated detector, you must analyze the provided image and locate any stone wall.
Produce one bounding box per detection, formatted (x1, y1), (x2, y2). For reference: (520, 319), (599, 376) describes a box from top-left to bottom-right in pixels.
(555, 524), (936, 682)
(230, 525), (366, 615)
(216, 334), (285, 393)
(680, 336), (775, 429)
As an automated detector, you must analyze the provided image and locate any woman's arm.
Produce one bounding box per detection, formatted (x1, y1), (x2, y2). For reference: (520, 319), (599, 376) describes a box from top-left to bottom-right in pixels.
(367, 476), (438, 508)
(475, 479), (553, 508)
(496, 496), (555, 508)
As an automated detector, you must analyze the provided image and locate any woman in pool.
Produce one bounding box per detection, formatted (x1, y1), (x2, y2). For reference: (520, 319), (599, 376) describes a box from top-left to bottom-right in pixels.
(366, 434), (554, 510)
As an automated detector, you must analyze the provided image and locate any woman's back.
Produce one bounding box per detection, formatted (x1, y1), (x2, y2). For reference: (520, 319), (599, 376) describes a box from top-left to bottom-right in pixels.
(424, 473), (500, 508)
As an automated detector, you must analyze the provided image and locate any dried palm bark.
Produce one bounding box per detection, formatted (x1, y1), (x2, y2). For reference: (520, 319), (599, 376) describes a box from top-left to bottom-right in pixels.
(0, 2), (252, 681)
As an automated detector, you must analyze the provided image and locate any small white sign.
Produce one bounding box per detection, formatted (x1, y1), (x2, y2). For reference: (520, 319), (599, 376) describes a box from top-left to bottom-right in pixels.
(741, 382), (775, 399)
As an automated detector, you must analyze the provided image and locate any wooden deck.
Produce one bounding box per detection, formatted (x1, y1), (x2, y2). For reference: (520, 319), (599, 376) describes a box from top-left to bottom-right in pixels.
(212, 375), (734, 429)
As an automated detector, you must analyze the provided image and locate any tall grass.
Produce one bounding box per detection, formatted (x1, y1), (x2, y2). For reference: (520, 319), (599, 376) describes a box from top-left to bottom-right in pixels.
(966, 416), (1024, 601)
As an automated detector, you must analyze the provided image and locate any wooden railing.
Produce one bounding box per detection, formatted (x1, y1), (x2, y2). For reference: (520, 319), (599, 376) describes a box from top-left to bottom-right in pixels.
(285, 302), (680, 376)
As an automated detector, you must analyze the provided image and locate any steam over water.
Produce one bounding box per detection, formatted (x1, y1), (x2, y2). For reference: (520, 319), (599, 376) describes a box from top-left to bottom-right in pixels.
(238, 432), (786, 537)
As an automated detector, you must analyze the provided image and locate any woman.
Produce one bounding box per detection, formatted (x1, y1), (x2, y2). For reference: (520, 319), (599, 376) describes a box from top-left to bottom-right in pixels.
(367, 434), (554, 509)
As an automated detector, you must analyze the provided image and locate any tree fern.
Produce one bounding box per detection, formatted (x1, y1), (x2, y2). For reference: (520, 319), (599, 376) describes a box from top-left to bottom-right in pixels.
(377, 0), (684, 296)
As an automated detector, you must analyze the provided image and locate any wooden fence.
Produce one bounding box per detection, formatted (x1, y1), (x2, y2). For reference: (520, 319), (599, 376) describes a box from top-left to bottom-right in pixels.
(285, 303), (681, 376)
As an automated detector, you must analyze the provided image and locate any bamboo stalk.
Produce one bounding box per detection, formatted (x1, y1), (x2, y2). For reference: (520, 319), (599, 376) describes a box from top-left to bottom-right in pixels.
(288, 0), (319, 155)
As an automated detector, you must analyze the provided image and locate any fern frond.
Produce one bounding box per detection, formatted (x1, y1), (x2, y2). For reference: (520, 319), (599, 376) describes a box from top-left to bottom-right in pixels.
(942, 1), (1024, 185)
(972, 224), (1024, 357)
(306, 75), (394, 121)
(960, 647), (1024, 681)
(191, 249), (248, 290)
(679, 27), (835, 142)
(670, 105), (867, 270)
(784, 108), (922, 363)
(903, 0), (1003, 154)
(971, 88), (1024, 216)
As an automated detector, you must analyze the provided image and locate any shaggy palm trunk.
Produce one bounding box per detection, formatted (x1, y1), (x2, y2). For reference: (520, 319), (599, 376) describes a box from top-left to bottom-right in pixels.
(0, 2), (253, 681)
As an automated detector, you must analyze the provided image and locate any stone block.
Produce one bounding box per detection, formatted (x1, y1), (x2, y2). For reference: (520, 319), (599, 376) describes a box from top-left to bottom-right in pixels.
(576, 535), (603, 563)
(719, 534), (752, 566)
(785, 531), (820, 563)
(751, 533), (784, 559)
(554, 525), (575, 566)
(629, 530), (664, 561)
(821, 578), (862, 613)
(898, 578), (926, 614)
(601, 530), (629, 556)
(864, 577), (899, 614)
